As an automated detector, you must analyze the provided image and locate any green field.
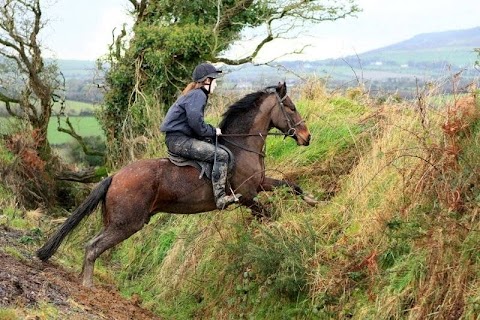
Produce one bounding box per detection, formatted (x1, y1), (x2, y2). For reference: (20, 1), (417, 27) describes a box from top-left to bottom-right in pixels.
(52, 100), (98, 115)
(360, 47), (478, 65)
(1, 99), (102, 144)
(49, 116), (104, 144)
(0, 116), (103, 145)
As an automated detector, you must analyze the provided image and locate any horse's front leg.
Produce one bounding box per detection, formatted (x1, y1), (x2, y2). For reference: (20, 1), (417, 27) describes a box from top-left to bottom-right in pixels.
(259, 176), (318, 206)
(240, 198), (272, 220)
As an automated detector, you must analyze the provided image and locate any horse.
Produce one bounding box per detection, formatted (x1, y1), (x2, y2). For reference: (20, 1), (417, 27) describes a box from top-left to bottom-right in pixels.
(36, 82), (315, 287)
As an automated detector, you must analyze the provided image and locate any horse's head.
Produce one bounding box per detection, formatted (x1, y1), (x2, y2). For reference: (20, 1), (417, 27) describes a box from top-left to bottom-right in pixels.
(267, 82), (311, 146)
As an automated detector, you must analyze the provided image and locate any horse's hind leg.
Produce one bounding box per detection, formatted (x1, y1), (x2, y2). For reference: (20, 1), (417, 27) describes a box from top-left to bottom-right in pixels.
(81, 222), (143, 287)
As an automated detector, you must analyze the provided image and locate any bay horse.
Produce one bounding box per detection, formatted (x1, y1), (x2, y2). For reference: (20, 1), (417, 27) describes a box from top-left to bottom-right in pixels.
(37, 82), (315, 287)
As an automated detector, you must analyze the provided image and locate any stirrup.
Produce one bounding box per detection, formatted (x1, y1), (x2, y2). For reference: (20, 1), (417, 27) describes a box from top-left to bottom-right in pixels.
(216, 194), (242, 210)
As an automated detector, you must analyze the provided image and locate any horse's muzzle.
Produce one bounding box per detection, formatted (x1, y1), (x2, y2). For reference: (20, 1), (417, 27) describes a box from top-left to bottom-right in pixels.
(296, 132), (311, 146)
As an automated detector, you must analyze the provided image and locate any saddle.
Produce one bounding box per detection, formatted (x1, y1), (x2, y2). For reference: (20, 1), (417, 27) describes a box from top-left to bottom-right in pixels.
(167, 144), (235, 180)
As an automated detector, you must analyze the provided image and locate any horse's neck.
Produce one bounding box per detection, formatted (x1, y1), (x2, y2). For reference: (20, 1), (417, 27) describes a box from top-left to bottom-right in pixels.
(225, 112), (271, 156)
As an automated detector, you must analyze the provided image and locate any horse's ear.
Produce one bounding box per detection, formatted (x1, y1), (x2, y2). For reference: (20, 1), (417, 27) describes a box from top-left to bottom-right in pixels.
(277, 81), (287, 96)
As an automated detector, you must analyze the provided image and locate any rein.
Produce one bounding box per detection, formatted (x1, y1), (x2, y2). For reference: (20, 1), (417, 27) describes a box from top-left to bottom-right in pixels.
(220, 131), (286, 137)
(219, 132), (285, 157)
(220, 136), (266, 157)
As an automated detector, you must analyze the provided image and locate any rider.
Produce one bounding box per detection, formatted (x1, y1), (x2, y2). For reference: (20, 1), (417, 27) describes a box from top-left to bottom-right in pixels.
(160, 62), (241, 210)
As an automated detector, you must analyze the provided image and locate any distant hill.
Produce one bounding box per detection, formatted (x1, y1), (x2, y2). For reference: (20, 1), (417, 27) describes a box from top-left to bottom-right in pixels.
(56, 59), (97, 79)
(54, 26), (480, 98)
(341, 26), (480, 70)
(223, 27), (480, 90)
(371, 26), (480, 52)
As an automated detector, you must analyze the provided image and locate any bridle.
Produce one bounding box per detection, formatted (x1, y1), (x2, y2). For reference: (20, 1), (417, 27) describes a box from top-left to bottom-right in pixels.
(265, 86), (305, 138)
(219, 86), (306, 156)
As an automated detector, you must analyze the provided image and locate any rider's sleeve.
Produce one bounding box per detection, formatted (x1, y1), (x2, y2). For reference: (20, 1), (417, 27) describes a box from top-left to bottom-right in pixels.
(185, 90), (216, 137)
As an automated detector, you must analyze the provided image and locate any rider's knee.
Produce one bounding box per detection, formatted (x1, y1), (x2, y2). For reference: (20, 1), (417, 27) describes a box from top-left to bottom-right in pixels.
(216, 149), (229, 163)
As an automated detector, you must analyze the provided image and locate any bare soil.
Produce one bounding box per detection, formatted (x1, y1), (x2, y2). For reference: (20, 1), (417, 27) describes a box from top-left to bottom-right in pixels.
(0, 225), (161, 319)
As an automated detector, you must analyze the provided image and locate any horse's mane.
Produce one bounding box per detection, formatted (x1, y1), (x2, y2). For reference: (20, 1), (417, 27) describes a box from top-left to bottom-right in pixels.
(219, 90), (267, 131)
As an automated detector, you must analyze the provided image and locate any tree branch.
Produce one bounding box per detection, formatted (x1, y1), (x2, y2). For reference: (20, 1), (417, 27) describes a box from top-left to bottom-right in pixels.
(55, 167), (106, 183)
(56, 115), (105, 157)
(129, 0), (148, 25)
(215, 33), (273, 65)
(4, 101), (22, 118)
(0, 90), (20, 104)
(214, 0), (254, 33)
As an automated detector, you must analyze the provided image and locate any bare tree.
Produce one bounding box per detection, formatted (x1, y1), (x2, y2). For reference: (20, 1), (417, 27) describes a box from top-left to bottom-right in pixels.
(0, 0), (57, 158)
(0, 0), (105, 208)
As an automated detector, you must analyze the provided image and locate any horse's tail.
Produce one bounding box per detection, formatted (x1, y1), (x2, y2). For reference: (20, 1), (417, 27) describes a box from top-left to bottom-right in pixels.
(36, 176), (113, 261)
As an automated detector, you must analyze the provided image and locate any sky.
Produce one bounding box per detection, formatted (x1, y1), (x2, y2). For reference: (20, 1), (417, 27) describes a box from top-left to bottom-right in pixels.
(41, 0), (480, 61)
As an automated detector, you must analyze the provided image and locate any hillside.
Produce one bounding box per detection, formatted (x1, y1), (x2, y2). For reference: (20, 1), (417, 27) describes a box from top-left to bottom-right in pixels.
(374, 26), (480, 51)
(308, 26), (480, 67)
(1, 81), (479, 319)
(0, 225), (159, 319)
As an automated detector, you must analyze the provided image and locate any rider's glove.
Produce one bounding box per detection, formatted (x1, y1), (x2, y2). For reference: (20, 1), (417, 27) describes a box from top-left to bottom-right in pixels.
(216, 128), (222, 136)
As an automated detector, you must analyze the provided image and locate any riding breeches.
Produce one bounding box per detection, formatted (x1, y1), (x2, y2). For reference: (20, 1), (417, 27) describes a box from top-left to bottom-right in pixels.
(165, 135), (229, 165)
(165, 134), (230, 196)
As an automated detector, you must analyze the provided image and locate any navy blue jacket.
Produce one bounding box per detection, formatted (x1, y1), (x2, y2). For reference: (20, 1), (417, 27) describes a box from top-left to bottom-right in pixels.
(160, 87), (216, 138)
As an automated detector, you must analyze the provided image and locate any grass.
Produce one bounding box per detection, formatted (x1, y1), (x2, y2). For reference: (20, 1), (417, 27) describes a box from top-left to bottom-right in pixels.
(0, 308), (19, 320)
(0, 303), (61, 320)
(0, 142), (15, 165)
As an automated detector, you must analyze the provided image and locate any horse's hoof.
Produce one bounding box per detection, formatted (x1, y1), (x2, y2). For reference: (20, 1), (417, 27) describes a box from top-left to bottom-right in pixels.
(303, 194), (318, 206)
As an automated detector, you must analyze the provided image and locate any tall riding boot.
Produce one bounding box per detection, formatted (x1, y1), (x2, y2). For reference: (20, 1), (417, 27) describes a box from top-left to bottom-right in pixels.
(212, 161), (241, 210)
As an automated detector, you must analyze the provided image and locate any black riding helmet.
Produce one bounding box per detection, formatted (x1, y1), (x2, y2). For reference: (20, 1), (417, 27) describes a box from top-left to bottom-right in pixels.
(192, 63), (222, 82)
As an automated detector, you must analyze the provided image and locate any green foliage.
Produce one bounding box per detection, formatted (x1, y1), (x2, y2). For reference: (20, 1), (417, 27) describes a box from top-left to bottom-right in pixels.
(388, 252), (427, 294)
(2, 207), (29, 229)
(0, 140), (14, 165)
(227, 221), (318, 299)
(380, 216), (427, 269)
(461, 230), (480, 263)
(67, 136), (106, 167)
